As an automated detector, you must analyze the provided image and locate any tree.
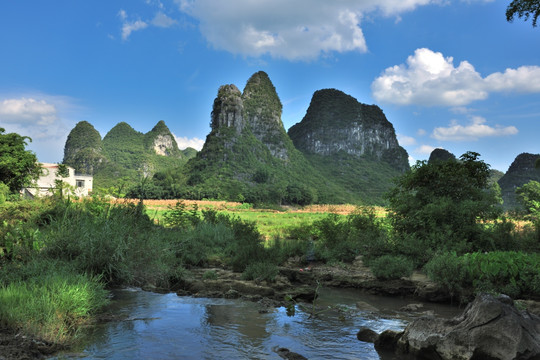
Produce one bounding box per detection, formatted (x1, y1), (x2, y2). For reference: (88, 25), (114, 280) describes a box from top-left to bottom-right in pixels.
(506, 0), (540, 27)
(0, 128), (41, 193)
(386, 152), (502, 264)
(516, 180), (540, 216)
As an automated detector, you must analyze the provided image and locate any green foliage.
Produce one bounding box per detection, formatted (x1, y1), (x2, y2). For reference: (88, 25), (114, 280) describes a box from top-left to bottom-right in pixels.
(0, 182), (9, 204)
(42, 200), (180, 286)
(0, 220), (43, 261)
(312, 208), (390, 264)
(424, 252), (467, 300)
(516, 180), (540, 216)
(202, 270), (218, 280)
(506, 0), (540, 26)
(370, 255), (414, 280)
(387, 152), (503, 264)
(0, 259), (108, 343)
(242, 262), (279, 282)
(0, 128), (41, 192)
(425, 251), (540, 301)
(163, 201), (201, 229)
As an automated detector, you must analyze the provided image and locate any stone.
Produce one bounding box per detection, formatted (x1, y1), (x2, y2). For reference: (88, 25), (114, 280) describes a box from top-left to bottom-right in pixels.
(392, 293), (540, 360)
(357, 327), (378, 343)
(400, 303), (424, 312)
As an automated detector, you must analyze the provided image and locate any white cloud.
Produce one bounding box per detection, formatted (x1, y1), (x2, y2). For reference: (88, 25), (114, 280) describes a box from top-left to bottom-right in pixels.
(372, 48), (540, 106)
(432, 116), (518, 141)
(415, 144), (437, 155)
(0, 98), (58, 125)
(485, 66), (540, 93)
(174, 135), (204, 150)
(175, 0), (441, 60)
(397, 134), (416, 146)
(417, 128), (427, 136)
(152, 12), (177, 28)
(121, 19), (148, 41)
(0, 94), (79, 162)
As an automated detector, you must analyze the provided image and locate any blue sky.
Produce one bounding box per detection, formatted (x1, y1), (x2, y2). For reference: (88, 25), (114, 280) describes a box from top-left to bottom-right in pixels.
(0, 0), (538, 172)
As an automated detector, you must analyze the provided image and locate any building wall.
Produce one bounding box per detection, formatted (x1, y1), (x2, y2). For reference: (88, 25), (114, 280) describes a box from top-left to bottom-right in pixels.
(23, 163), (93, 197)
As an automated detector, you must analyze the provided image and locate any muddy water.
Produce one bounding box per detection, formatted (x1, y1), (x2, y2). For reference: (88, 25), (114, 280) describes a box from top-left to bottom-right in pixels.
(52, 288), (461, 360)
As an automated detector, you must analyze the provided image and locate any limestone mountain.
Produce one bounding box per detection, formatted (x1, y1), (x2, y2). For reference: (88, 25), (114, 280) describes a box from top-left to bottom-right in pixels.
(180, 72), (345, 204)
(498, 153), (540, 209)
(288, 89), (409, 203)
(428, 148), (456, 164)
(62, 121), (105, 175)
(63, 120), (196, 192)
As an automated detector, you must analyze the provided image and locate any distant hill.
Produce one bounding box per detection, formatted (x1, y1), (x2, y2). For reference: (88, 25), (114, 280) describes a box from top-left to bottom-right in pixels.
(498, 153), (540, 209)
(63, 120), (196, 191)
(288, 88), (409, 204)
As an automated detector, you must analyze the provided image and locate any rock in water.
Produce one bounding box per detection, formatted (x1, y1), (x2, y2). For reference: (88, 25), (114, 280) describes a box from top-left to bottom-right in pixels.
(394, 293), (540, 360)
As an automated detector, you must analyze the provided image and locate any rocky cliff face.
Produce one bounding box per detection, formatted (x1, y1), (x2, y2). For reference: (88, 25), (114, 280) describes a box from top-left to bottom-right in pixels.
(498, 152), (540, 209)
(63, 121), (105, 175)
(207, 71), (291, 160)
(145, 120), (181, 157)
(288, 89), (409, 172)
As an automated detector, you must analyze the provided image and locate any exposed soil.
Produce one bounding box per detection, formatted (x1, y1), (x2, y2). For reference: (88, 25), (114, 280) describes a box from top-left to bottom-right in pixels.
(0, 326), (62, 360)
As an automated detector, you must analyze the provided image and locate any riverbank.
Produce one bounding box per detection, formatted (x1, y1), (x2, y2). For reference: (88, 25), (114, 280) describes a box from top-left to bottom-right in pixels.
(5, 256), (540, 359)
(172, 256), (449, 305)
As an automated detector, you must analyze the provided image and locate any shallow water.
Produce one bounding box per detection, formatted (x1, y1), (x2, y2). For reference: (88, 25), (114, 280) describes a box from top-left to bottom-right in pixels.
(52, 288), (461, 360)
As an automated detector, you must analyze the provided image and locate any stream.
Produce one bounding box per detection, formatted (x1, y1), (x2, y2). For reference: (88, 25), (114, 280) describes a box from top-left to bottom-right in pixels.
(52, 288), (461, 359)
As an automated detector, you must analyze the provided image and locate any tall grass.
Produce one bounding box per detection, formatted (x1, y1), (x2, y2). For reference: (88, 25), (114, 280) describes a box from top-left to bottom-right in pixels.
(0, 260), (108, 343)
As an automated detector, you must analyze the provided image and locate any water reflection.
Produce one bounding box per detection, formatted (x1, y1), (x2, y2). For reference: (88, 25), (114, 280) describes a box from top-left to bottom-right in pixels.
(51, 288), (459, 360)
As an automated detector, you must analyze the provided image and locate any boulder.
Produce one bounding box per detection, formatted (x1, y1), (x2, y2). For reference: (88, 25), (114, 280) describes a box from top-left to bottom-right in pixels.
(394, 293), (540, 359)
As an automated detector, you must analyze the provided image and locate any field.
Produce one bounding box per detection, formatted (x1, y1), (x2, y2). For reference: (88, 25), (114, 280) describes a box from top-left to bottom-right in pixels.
(113, 199), (385, 239)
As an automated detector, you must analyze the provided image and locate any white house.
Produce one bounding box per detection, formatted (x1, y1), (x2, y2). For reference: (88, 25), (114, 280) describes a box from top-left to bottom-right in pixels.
(22, 163), (93, 198)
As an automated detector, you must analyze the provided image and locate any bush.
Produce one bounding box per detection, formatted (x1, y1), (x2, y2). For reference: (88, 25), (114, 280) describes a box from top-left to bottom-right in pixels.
(424, 252), (467, 300)
(370, 255), (414, 280)
(42, 201), (179, 287)
(425, 251), (540, 301)
(242, 262), (279, 282)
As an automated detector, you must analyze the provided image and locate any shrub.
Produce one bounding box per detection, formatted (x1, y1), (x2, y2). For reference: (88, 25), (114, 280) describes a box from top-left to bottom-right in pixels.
(202, 270), (218, 280)
(242, 262), (279, 282)
(424, 252), (467, 300)
(370, 255), (414, 280)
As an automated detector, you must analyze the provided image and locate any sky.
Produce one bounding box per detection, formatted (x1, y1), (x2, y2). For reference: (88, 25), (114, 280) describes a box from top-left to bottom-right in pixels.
(0, 0), (538, 173)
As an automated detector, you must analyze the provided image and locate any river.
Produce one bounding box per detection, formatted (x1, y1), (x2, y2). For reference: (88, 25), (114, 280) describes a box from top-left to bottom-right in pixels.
(51, 287), (461, 359)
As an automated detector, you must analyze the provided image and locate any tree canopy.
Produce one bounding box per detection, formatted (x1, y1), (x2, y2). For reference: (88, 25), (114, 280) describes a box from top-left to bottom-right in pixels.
(506, 0), (540, 27)
(0, 128), (41, 193)
(386, 152), (502, 264)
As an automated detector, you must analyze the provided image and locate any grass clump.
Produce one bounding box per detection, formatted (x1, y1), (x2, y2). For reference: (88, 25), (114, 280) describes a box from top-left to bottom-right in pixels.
(0, 260), (108, 344)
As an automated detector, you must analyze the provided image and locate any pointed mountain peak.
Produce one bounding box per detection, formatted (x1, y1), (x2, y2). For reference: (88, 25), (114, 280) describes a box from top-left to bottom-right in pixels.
(242, 71), (282, 119)
(145, 120), (180, 157)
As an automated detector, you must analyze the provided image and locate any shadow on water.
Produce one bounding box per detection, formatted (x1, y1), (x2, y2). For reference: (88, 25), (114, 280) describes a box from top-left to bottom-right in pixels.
(51, 287), (461, 360)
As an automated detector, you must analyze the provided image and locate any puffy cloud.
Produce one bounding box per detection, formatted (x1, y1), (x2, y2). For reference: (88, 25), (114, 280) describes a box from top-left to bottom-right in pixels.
(0, 97), (58, 125)
(175, 0), (440, 60)
(415, 144), (437, 155)
(485, 66), (540, 93)
(174, 135), (204, 150)
(397, 134), (416, 146)
(0, 94), (78, 162)
(372, 48), (540, 106)
(432, 116), (518, 141)
(151, 12), (177, 28)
